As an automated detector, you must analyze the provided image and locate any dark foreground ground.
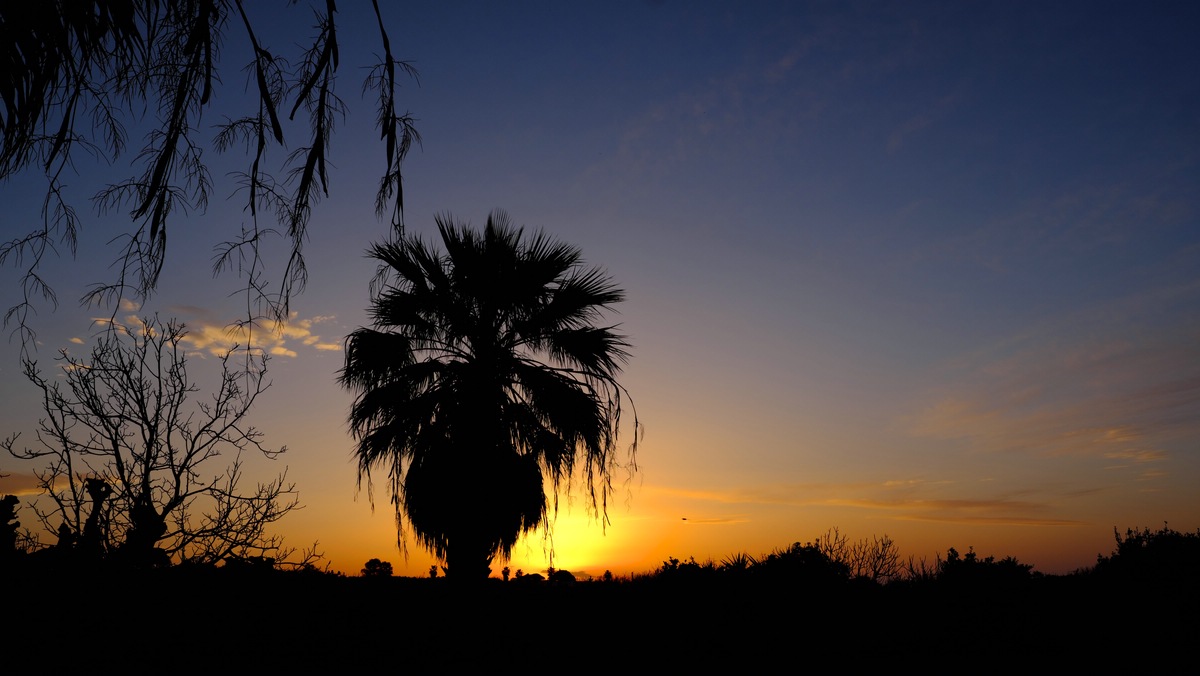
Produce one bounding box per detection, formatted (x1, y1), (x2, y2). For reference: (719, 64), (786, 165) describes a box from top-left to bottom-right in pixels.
(5, 566), (1197, 675)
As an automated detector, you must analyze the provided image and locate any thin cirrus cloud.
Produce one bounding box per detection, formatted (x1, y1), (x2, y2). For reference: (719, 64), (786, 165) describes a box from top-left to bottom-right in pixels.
(885, 92), (962, 154)
(889, 514), (1088, 528)
(648, 480), (1084, 527)
(610, 44), (820, 183)
(681, 517), (749, 526)
(906, 282), (1200, 470)
(0, 471), (42, 496)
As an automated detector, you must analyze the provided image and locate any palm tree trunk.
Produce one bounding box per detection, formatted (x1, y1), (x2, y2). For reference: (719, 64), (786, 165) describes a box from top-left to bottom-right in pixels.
(446, 529), (494, 580)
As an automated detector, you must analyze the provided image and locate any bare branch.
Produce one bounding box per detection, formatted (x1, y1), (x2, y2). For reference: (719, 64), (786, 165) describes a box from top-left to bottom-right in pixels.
(3, 315), (300, 567)
(0, 2), (417, 352)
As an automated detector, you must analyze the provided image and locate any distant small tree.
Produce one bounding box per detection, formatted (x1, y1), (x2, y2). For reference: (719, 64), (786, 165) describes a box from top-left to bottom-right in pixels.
(815, 527), (849, 565)
(849, 534), (902, 583)
(361, 558), (393, 577)
(815, 528), (903, 584)
(3, 316), (298, 566)
(501, 565), (510, 581)
(428, 565), (438, 579)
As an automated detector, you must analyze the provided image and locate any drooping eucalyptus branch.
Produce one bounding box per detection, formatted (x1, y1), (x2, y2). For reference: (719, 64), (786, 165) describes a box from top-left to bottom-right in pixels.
(0, 1), (419, 352)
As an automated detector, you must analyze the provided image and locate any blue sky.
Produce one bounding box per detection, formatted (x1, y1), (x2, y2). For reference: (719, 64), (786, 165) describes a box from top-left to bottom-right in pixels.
(1, 1), (1197, 576)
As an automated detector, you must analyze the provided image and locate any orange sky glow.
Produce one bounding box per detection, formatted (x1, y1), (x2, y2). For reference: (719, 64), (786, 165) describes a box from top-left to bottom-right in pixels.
(1, 1), (1198, 579)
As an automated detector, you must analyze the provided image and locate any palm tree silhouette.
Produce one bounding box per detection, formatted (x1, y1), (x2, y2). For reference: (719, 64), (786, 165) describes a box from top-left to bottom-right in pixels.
(340, 211), (637, 579)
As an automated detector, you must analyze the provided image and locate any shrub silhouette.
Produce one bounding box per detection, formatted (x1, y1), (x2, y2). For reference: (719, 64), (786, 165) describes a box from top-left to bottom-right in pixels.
(2, 525), (1195, 675)
(0, 494), (19, 559)
(361, 558), (394, 577)
(719, 551), (757, 574)
(656, 555), (717, 583)
(934, 546), (1034, 587)
(651, 542), (851, 587)
(755, 541), (851, 584)
(1093, 524), (1200, 589)
(221, 555), (276, 573)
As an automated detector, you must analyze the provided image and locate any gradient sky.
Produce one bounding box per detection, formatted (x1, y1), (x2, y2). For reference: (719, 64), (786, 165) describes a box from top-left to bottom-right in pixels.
(1, 0), (1198, 578)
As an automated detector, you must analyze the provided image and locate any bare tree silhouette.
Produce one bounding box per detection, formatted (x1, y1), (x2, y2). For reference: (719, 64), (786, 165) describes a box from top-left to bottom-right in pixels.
(3, 315), (298, 566)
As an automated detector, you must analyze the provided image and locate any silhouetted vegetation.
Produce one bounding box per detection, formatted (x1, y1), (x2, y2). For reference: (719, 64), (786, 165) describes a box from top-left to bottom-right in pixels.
(0, 0), (419, 347)
(361, 557), (393, 577)
(0, 493), (19, 559)
(815, 527), (904, 583)
(930, 545), (1035, 588)
(1091, 524), (1200, 591)
(3, 316), (302, 568)
(340, 212), (639, 579)
(2, 524), (1196, 674)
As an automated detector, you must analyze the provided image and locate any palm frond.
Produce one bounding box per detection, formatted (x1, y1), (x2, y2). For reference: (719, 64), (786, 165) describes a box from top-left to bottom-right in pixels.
(340, 210), (636, 577)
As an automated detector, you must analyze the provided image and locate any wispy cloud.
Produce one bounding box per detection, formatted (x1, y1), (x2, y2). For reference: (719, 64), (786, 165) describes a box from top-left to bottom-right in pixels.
(607, 37), (828, 184)
(887, 92), (960, 153)
(1103, 449), (1168, 464)
(646, 478), (1091, 528)
(682, 516), (749, 525)
(181, 313), (343, 358)
(0, 472), (43, 496)
(890, 514), (1087, 527)
(906, 282), (1200, 476)
(90, 306), (343, 359)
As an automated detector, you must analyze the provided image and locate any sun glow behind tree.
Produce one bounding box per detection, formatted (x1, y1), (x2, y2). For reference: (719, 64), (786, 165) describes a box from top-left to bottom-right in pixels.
(1, 1), (1197, 578)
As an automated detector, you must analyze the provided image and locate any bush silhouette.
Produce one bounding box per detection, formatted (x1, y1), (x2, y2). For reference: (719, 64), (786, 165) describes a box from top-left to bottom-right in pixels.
(1093, 524), (1200, 588)
(935, 546), (1034, 587)
(361, 558), (394, 577)
(755, 541), (850, 584)
(0, 494), (19, 559)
